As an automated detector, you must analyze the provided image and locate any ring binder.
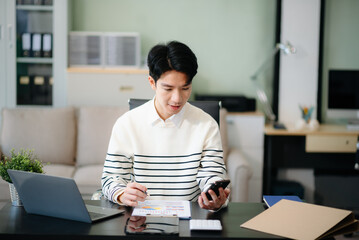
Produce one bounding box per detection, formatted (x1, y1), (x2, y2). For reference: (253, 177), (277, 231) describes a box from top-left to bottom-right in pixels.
(21, 33), (31, 57)
(31, 33), (42, 57)
(42, 33), (52, 58)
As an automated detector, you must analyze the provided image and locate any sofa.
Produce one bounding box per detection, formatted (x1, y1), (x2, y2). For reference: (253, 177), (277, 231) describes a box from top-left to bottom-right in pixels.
(0, 106), (252, 202)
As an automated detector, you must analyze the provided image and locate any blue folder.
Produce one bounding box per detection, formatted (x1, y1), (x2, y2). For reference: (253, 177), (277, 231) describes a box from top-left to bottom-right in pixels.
(263, 195), (302, 207)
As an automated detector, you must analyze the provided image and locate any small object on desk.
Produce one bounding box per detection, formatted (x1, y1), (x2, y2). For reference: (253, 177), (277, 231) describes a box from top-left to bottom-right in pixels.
(263, 195), (302, 208)
(273, 122), (286, 130)
(190, 219), (222, 231)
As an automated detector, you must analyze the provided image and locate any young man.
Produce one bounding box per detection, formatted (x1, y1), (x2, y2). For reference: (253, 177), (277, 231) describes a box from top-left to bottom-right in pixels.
(102, 41), (230, 211)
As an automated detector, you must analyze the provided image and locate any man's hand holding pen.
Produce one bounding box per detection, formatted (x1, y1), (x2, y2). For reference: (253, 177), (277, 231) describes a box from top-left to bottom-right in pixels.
(119, 182), (150, 207)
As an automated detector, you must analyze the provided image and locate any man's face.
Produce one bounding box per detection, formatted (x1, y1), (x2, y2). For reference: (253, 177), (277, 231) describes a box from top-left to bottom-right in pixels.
(149, 70), (192, 120)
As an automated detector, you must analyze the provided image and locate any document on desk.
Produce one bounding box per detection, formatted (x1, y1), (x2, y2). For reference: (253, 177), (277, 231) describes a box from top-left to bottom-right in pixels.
(132, 200), (191, 219)
(241, 199), (359, 239)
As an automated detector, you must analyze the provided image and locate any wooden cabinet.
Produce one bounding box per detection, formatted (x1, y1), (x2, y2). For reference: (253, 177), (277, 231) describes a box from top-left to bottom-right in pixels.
(67, 68), (153, 107)
(226, 112), (265, 202)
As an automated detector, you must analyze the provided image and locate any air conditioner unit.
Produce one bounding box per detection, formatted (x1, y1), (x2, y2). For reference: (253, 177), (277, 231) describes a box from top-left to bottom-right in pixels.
(68, 32), (141, 68)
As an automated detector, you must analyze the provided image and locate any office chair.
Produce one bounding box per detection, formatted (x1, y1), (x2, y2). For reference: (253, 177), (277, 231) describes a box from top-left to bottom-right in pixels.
(128, 98), (221, 126)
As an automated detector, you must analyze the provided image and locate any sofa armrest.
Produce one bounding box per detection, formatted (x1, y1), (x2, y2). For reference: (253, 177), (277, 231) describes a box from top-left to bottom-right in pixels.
(226, 147), (253, 202)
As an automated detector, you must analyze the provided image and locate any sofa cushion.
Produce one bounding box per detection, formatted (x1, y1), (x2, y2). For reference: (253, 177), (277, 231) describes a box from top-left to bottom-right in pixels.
(76, 107), (128, 166)
(73, 164), (103, 186)
(0, 107), (76, 165)
(43, 164), (76, 178)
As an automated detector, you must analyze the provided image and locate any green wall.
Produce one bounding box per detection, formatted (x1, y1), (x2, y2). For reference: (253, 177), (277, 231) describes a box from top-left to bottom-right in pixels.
(71, 0), (277, 100)
(321, 0), (359, 123)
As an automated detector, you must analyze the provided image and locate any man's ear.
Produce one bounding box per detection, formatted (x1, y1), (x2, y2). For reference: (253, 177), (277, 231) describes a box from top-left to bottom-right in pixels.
(148, 76), (156, 90)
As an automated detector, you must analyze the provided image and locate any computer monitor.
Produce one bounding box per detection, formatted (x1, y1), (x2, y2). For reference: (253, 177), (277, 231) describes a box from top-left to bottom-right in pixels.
(327, 70), (359, 120)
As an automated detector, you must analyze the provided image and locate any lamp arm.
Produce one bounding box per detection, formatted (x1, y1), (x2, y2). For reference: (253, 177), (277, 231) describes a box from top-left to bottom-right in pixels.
(250, 44), (283, 123)
(249, 42), (295, 124)
(250, 46), (280, 81)
(253, 80), (276, 123)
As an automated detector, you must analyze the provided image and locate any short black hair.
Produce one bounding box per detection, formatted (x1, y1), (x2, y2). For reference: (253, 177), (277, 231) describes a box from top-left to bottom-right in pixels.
(147, 41), (198, 84)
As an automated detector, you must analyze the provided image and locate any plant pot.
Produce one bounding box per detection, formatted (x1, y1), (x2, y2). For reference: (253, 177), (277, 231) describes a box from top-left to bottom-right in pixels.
(9, 183), (22, 207)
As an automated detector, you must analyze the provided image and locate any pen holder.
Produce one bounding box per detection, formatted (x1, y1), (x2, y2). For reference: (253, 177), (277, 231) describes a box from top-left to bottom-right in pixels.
(295, 106), (319, 131)
(300, 106), (314, 123)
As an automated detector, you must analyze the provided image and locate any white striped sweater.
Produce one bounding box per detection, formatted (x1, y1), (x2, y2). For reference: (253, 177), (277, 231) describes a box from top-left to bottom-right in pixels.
(101, 99), (227, 204)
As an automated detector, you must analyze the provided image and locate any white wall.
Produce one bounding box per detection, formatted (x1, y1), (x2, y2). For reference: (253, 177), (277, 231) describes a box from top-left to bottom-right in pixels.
(279, 0), (321, 127)
(278, 0), (321, 203)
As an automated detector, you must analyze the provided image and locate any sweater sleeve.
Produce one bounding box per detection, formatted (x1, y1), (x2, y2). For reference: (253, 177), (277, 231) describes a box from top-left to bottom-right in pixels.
(196, 120), (227, 191)
(196, 121), (229, 209)
(101, 117), (133, 204)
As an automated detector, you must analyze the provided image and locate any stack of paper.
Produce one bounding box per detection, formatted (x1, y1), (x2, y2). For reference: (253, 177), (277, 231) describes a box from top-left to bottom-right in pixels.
(241, 199), (359, 239)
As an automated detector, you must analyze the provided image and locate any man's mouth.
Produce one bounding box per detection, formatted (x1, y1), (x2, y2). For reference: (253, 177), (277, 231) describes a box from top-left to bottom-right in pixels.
(169, 104), (181, 111)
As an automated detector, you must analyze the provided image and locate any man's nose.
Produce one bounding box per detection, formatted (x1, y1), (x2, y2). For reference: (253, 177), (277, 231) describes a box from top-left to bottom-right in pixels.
(171, 89), (182, 103)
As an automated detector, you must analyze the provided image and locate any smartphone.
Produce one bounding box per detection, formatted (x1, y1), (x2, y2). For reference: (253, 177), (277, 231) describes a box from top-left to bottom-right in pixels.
(204, 179), (230, 200)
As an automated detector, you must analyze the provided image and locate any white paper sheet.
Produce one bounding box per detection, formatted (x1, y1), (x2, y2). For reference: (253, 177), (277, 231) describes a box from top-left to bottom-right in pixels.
(132, 200), (191, 219)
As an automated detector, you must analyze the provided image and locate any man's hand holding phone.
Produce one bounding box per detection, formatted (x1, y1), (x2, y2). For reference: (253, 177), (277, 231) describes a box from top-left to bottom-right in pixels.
(198, 179), (231, 211)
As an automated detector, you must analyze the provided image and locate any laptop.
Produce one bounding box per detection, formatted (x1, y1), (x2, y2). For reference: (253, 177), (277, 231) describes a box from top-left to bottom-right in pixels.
(7, 169), (125, 223)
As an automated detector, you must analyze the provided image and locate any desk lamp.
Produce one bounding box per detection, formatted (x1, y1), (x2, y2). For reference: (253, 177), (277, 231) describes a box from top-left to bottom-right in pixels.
(250, 41), (296, 129)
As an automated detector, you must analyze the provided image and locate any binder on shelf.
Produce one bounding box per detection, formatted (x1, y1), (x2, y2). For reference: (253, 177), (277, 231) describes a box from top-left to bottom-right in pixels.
(34, 76), (45, 85)
(263, 195), (302, 208)
(49, 76), (54, 85)
(31, 75), (52, 105)
(33, 0), (43, 5)
(31, 33), (42, 57)
(241, 199), (359, 239)
(21, 0), (33, 5)
(22, 33), (31, 57)
(43, 0), (53, 5)
(45, 76), (53, 105)
(42, 33), (52, 58)
(19, 76), (30, 85)
(17, 76), (31, 105)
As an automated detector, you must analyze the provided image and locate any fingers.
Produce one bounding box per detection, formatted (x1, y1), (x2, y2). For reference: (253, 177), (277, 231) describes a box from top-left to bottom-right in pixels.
(128, 182), (148, 194)
(199, 187), (227, 211)
(224, 188), (231, 198)
(120, 182), (149, 206)
(197, 195), (206, 209)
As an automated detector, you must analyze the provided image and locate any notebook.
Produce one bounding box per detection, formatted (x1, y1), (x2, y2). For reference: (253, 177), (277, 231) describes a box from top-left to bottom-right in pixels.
(263, 195), (302, 207)
(7, 169), (124, 223)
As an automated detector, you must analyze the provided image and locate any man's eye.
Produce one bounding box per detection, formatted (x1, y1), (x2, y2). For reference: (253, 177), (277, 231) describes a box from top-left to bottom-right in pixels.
(164, 88), (172, 91)
(182, 88), (190, 91)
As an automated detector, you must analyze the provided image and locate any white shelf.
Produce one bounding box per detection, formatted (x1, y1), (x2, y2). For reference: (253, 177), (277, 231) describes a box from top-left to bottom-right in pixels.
(16, 5), (53, 11)
(17, 57), (53, 64)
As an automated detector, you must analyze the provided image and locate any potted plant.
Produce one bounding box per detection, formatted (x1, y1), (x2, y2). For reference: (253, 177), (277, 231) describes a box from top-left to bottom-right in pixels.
(0, 149), (45, 206)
